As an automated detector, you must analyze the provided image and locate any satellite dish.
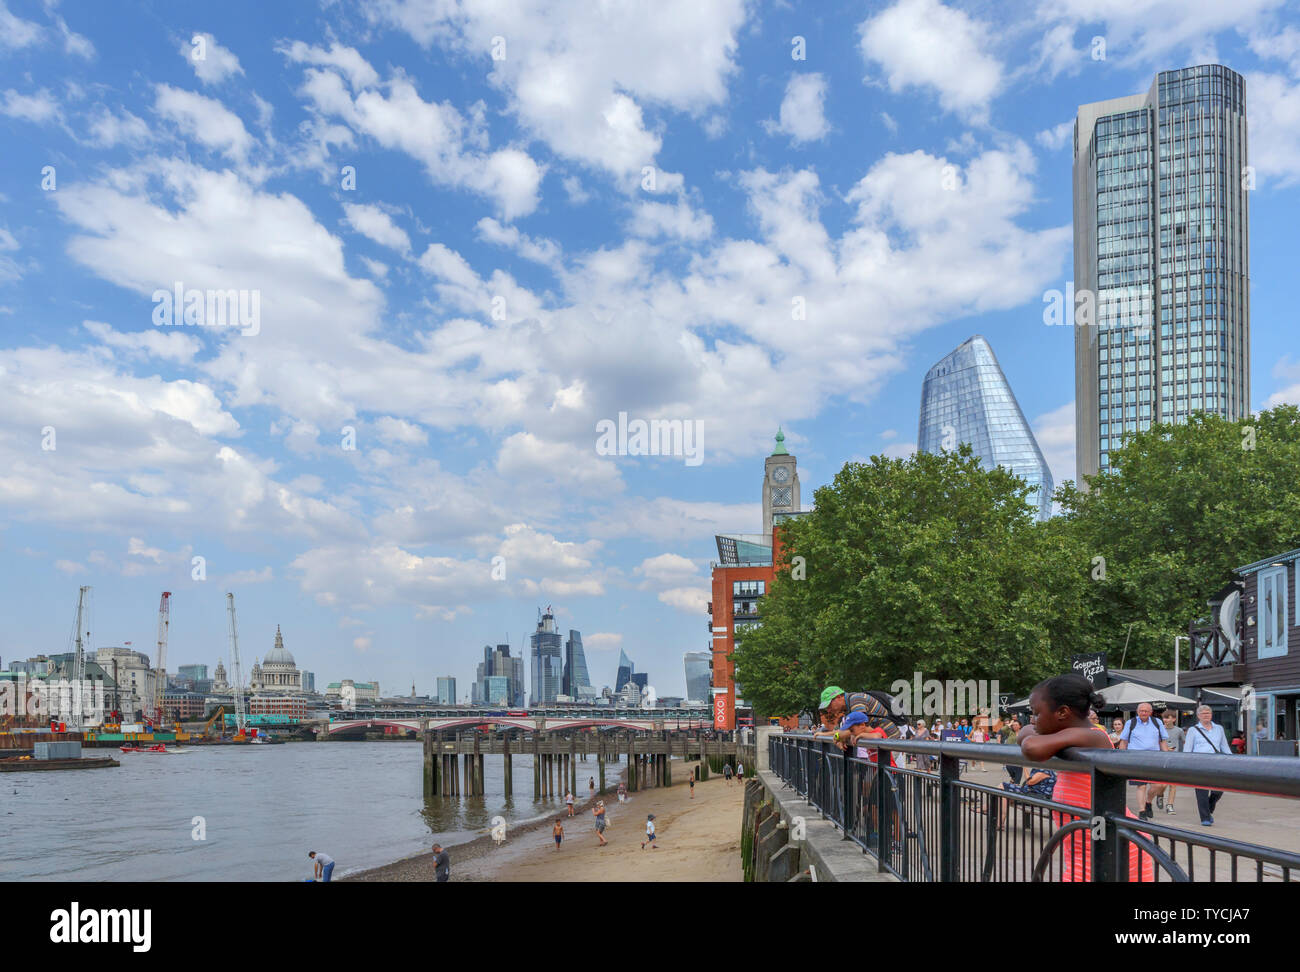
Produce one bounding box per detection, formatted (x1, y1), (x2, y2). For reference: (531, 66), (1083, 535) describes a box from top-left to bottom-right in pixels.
(1219, 590), (1242, 654)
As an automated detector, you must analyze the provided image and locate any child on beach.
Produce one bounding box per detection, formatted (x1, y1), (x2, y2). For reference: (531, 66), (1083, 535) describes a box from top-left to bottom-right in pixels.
(565, 791), (575, 816)
(552, 819), (564, 850)
(641, 814), (657, 850)
(593, 800), (608, 846)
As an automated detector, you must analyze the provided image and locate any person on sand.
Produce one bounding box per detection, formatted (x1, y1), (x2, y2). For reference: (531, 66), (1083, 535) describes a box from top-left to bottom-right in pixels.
(588, 776), (595, 799)
(736, 760), (744, 780)
(593, 800), (608, 846)
(641, 814), (657, 850)
(723, 762), (733, 786)
(617, 781), (627, 802)
(565, 791), (575, 816)
(552, 819), (564, 850)
(431, 843), (450, 883)
(308, 850), (335, 883)
(688, 769), (695, 799)
(1017, 674), (1154, 882)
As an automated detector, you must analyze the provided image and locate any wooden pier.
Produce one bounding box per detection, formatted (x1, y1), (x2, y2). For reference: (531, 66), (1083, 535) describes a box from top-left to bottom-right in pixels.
(421, 727), (750, 798)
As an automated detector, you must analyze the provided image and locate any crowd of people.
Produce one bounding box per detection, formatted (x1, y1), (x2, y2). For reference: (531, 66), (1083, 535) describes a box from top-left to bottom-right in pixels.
(807, 679), (1240, 841)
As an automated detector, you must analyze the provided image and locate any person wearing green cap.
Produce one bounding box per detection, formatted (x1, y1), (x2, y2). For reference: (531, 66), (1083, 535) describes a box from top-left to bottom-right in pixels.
(816, 686), (903, 751)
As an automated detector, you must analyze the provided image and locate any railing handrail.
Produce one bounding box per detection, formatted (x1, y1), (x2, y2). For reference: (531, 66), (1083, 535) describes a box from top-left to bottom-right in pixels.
(775, 732), (1300, 797)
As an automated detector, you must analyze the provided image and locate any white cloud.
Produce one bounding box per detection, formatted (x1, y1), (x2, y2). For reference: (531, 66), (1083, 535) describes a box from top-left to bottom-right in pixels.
(627, 200), (714, 242)
(1, 88), (60, 123)
(476, 216), (561, 265)
(367, 0), (747, 187)
(86, 106), (151, 147)
(1266, 356), (1300, 408)
(657, 586), (709, 614)
(584, 632), (623, 651)
(767, 73), (830, 144)
(859, 0), (1003, 122)
(1247, 73), (1300, 187)
(343, 202), (412, 254)
(284, 43), (544, 219)
(0, 1), (40, 50)
(153, 84), (252, 160)
(1035, 120), (1073, 152)
(635, 552), (699, 584)
(183, 32), (244, 84)
(1032, 401), (1076, 488)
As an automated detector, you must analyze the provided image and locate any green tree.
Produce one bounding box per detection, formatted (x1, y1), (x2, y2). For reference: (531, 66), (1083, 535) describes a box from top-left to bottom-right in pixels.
(734, 446), (1086, 718)
(1057, 405), (1300, 669)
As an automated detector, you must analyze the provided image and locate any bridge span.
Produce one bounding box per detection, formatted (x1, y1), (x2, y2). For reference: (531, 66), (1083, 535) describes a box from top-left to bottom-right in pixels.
(323, 715), (709, 735)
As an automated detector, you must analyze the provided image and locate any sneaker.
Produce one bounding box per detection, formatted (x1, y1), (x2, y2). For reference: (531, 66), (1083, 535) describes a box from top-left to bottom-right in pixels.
(1166, 806), (1176, 815)
(1138, 808), (1152, 820)
(1155, 795), (1164, 810)
(1201, 820), (1212, 827)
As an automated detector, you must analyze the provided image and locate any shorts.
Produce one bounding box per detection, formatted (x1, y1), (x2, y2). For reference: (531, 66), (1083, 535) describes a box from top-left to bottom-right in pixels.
(596, 819), (606, 832)
(554, 835), (562, 845)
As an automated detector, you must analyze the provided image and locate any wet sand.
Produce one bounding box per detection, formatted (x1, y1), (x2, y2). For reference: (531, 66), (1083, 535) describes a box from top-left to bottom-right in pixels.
(345, 762), (745, 882)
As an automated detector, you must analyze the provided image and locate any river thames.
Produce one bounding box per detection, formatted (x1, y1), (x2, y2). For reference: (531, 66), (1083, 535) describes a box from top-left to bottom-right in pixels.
(0, 742), (595, 881)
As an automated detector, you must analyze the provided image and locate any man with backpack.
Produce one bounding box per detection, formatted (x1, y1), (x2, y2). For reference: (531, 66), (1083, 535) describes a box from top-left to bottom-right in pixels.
(1118, 702), (1170, 820)
(816, 686), (905, 752)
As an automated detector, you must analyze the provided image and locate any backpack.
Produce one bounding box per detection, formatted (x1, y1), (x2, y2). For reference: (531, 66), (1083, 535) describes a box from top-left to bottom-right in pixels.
(862, 690), (911, 728)
(1127, 716), (1166, 745)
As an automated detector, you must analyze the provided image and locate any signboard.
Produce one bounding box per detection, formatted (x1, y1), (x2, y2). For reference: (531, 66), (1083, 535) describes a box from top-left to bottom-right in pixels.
(1071, 652), (1109, 688)
(939, 729), (966, 743)
(712, 689), (733, 730)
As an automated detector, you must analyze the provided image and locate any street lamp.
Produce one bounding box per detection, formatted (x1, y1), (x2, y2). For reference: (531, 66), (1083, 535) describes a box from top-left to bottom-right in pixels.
(1174, 635), (1188, 697)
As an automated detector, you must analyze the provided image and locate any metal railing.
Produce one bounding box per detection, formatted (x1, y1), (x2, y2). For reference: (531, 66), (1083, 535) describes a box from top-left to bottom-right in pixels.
(768, 732), (1300, 882)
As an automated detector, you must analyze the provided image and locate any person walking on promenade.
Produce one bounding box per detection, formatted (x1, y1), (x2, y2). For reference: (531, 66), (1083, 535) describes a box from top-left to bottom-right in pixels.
(308, 850), (335, 883)
(552, 819), (565, 850)
(593, 800), (608, 846)
(913, 719), (932, 773)
(565, 790), (575, 817)
(968, 719), (988, 771)
(432, 843), (450, 882)
(641, 814), (657, 850)
(1108, 717), (1125, 746)
(1184, 705), (1232, 826)
(736, 760), (744, 781)
(1118, 702), (1170, 819)
(1017, 674), (1154, 882)
(723, 762), (733, 786)
(1150, 710), (1186, 815)
(688, 769), (695, 799)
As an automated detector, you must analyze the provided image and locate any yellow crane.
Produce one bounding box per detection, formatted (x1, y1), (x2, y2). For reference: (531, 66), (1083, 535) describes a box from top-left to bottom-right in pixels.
(202, 706), (226, 740)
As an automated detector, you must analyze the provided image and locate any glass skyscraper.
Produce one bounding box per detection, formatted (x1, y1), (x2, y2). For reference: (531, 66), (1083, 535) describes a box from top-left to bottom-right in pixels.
(1073, 65), (1250, 481)
(615, 649), (633, 693)
(918, 335), (1054, 521)
(684, 650), (710, 703)
(563, 630), (595, 699)
(529, 610), (563, 706)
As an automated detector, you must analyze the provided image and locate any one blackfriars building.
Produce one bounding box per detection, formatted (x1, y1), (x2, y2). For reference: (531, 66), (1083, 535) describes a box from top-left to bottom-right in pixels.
(918, 335), (1054, 521)
(1073, 64), (1250, 482)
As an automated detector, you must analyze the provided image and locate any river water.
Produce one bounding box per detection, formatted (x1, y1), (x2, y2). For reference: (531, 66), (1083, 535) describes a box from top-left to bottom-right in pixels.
(0, 742), (614, 881)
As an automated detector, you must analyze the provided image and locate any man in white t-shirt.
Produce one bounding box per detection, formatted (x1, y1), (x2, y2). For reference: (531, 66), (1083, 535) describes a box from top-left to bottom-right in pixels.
(1183, 705), (1231, 826)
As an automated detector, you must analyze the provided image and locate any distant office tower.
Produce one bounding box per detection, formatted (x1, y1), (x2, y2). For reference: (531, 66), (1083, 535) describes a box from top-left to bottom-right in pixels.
(530, 609), (563, 706)
(301, 671), (315, 694)
(684, 651), (711, 703)
(436, 676), (457, 705)
(1073, 65), (1250, 481)
(178, 664), (208, 682)
(563, 630), (595, 700)
(615, 649), (634, 692)
(483, 676), (510, 705)
(476, 643), (524, 708)
(918, 335), (1055, 520)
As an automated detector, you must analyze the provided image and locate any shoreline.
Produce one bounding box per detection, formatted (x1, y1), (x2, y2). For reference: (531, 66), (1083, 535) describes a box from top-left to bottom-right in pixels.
(342, 765), (627, 882)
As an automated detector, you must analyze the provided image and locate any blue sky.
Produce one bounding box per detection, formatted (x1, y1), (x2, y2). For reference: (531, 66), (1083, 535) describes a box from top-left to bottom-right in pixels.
(2, 0), (1299, 699)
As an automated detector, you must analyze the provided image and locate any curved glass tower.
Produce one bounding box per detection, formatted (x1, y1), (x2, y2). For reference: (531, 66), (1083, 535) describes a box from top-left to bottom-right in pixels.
(918, 335), (1055, 520)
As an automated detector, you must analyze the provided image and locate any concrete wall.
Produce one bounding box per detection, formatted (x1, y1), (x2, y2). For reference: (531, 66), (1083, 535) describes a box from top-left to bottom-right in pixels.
(743, 728), (895, 883)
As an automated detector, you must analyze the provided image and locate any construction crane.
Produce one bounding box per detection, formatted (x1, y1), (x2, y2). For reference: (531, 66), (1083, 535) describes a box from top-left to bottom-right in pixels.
(201, 705), (226, 740)
(226, 593), (247, 739)
(66, 586), (90, 731)
(153, 592), (171, 726)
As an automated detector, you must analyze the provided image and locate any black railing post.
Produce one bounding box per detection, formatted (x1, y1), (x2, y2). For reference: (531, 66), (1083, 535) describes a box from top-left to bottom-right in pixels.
(875, 749), (890, 865)
(841, 741), (852, 840)
(938, 748), (961, 882)
(1092, 764), (1128, 882)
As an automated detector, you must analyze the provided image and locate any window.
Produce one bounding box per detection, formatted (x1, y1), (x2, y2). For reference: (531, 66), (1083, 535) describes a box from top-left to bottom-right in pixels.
(1259, 566), (1288, 659)
(732, 580), (765, 597)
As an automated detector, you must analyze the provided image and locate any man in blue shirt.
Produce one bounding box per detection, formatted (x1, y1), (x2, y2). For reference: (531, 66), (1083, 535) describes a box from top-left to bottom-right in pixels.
(1118, 702), (1169, 820)
(1184, 705), (1232, 826)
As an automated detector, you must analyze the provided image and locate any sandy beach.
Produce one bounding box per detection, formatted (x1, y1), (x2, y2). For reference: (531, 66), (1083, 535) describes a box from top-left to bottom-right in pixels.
(344, 761), (745, 882)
